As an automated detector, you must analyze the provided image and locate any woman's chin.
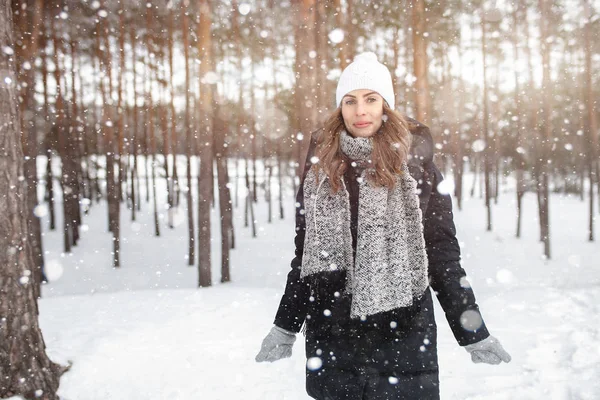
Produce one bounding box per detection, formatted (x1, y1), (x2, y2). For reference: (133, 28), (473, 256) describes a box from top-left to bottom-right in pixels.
(348, 128), (376, 138)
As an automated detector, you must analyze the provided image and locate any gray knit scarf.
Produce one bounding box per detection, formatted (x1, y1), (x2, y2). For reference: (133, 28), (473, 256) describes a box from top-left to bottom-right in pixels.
(300, 130), (429, 319)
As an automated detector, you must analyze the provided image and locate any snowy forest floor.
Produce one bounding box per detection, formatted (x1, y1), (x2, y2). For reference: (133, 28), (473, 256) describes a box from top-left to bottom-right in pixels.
(23, 170), (600, 399)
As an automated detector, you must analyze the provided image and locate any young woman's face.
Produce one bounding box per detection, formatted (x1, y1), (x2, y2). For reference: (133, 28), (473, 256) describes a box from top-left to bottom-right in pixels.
(341, 89), (384, 138)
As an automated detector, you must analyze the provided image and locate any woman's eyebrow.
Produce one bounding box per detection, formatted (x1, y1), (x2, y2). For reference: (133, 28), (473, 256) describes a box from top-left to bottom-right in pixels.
(343, 92), (378, 99)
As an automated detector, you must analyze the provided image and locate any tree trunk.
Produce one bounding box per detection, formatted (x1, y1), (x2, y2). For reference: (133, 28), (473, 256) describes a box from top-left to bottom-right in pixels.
(345, 0), (355, 64)
(41, 42), (56, 232)
(453, 14), (465, 210)
(117, 7), (126, 204)
(232, 0), (243, 211)
(470, 154), (478, 198)
(130, 22), (139, 221)
(197, 0), (214, 287)
(293, 0), (317, 179)
(69, 38), (84, 243)
(100, 0), (120, 266)
(250, 58), (258, 204)
(143, 49), (150, 205)
(52, 12), (76, 253)
(392, 27), (401, 111)
(244, 158), (257, 237)
(111, 5), (127, 266)
(333, 0), (348, 69)
(14, 0), (45, 295)
(314, 0), (328, 120)
(65, 41), (80, 248)
(160, 71), (173, 229)
(538, 0), (551, 258)
(214, 114), (232, 283)
(481, 10), (492, 231)
(168, 6), (180, 210)
(267, 163), (273, 223)
(583, 0), (598, 241)
(182, 1), (194, 266)
(514, 0), (525, 238)
(145, 3), (160, 238)
(277, 140), (284, 220)
(91, 30), (103, 205)
(0, 3), (66, 397)
(411, 0), (430, 123)
(77, 47), (92, 207)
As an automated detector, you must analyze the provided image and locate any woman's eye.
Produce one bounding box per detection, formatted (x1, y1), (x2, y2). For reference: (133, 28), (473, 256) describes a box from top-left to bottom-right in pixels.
(367, 97), (377, 102)
(345, 99), (355, 105)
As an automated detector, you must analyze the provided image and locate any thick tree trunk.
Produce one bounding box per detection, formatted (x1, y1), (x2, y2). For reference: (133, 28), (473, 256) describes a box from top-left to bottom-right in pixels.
(314, 0), (328, 120)
(14, 0), (44, 295)
(52, 13), (76, 253)
(411, 0), (430, 123)
(197, 0), (214, 287)
(293, 0), (317, 181)
(333, 0), (348, 69)
(0, 3), (66, 397)
(345, 0), (355, 64)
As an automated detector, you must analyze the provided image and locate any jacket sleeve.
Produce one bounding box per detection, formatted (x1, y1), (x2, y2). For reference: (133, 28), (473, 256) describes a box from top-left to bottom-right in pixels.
(273, 134), (319, 333)
(423, 163), (491, 346)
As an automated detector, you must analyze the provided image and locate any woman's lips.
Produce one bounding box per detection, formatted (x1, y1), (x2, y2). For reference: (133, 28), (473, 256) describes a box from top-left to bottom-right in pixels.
(354, 122), (371, 128)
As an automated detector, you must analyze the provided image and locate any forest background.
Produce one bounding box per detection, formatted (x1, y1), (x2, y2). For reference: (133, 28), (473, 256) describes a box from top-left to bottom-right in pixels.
(0, 0), (599, 399)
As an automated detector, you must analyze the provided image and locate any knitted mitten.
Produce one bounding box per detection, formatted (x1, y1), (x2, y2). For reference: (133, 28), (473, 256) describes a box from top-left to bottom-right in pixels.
(255, 326), (297, 363)
(464, 335), (511, 364)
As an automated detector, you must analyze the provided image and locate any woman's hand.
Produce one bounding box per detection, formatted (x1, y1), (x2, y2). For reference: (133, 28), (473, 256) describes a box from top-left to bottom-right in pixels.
(464, 335), (511, 364)
(255, 325), (297, 362)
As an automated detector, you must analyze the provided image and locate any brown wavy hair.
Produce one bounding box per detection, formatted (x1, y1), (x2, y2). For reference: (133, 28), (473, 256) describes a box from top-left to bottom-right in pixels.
(314, 102), (412, 193)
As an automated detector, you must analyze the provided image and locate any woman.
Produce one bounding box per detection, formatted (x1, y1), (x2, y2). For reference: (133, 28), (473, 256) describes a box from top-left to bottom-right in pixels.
(256, 52), (510, 400)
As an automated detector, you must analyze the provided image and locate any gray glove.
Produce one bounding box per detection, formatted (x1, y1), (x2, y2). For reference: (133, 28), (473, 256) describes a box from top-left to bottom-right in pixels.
(255, 325), (297, 362)
(464, 335), (511, 364)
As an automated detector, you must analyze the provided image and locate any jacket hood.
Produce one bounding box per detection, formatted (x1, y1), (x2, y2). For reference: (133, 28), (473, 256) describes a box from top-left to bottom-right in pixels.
(405, 116), (434, 167)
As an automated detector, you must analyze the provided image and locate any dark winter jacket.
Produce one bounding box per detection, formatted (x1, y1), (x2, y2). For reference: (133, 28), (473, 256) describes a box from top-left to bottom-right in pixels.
(274, 118), (490, 374)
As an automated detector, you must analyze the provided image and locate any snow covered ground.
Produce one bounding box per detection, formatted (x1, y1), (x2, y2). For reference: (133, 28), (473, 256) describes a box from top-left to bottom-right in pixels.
(23, 163), (600, 399)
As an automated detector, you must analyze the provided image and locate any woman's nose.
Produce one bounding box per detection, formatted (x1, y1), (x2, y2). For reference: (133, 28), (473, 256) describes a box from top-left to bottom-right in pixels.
(355, 101), (366, 115)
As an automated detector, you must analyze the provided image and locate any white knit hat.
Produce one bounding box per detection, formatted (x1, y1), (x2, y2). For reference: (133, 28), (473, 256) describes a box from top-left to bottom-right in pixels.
(335, 52), (395, 110)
